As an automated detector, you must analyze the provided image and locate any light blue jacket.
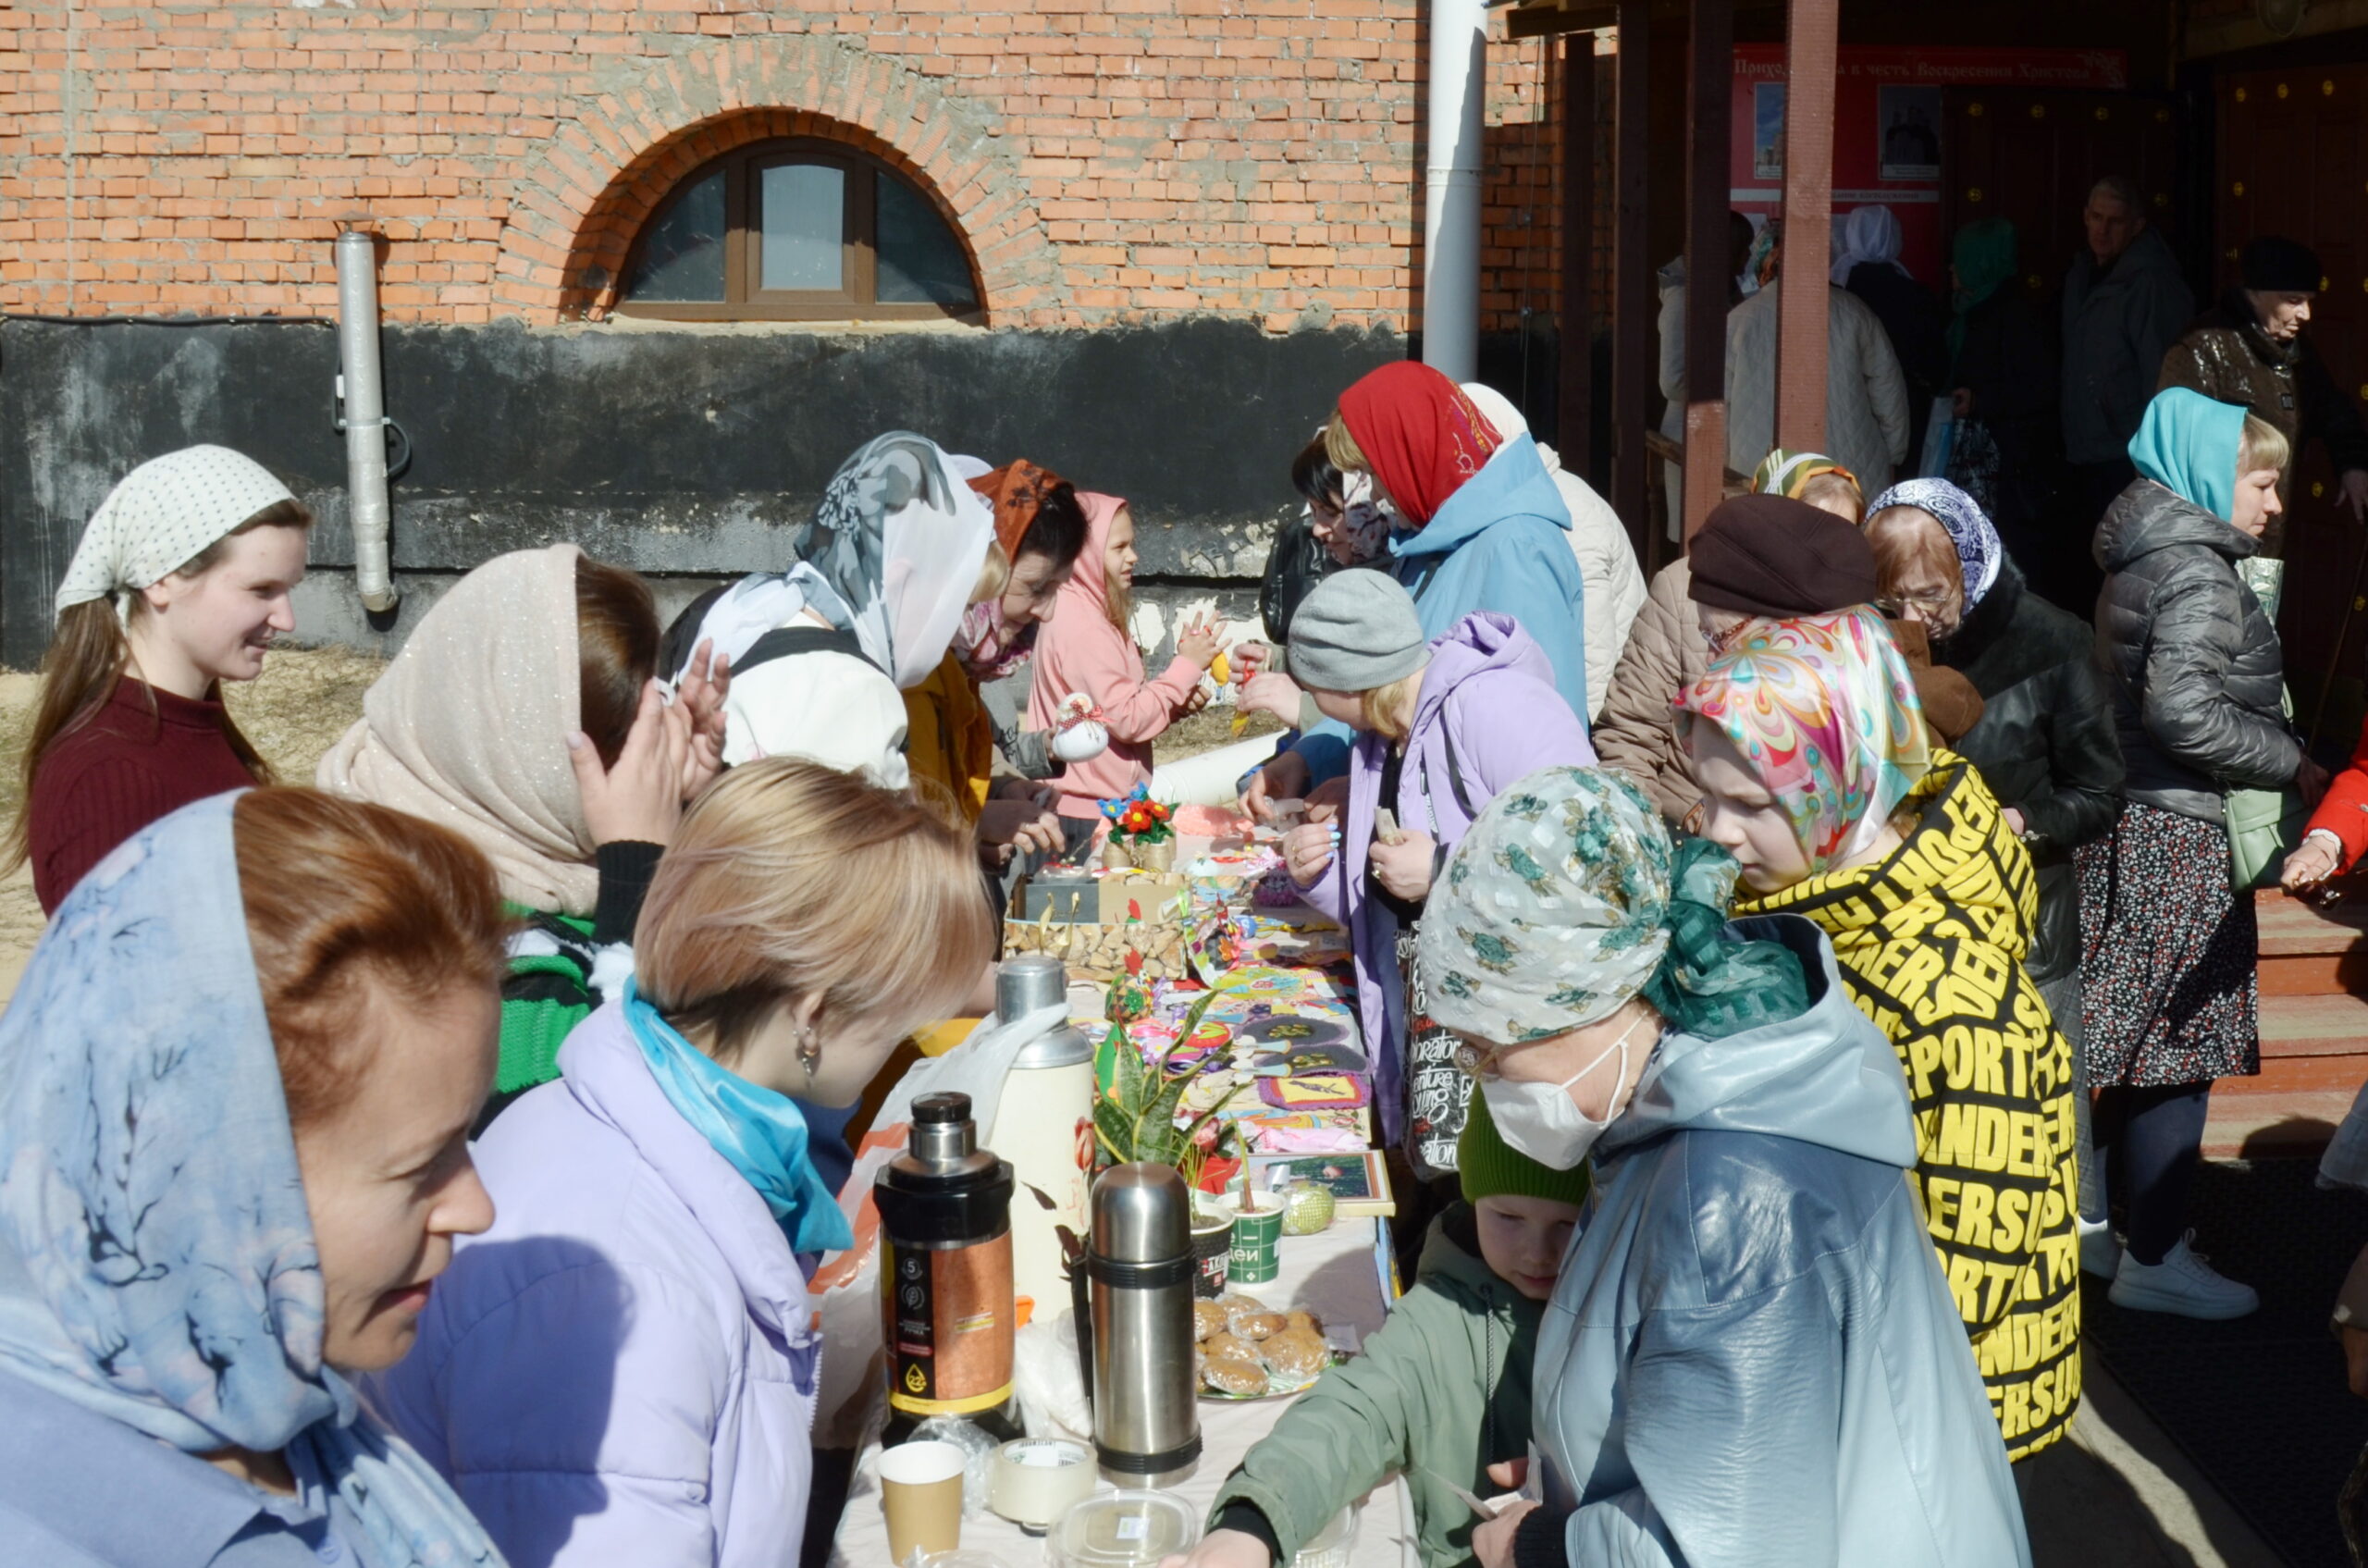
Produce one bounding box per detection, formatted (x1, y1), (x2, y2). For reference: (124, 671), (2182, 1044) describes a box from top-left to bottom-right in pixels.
(1533, 915), (2029, 1568)
(1295, 435), (1588, 782)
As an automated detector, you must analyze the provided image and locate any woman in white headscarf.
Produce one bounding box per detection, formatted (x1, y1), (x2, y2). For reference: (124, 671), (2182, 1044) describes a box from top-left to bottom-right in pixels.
(7, 445), (313, 912)
(674, 432), (994, 789)
(1832, 204), (1950, 467)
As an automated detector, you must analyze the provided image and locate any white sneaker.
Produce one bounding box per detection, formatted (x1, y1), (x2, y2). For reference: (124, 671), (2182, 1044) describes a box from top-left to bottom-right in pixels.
(2107, 1232), (2259, 1320)
(2078, 1216), (2121, 1278)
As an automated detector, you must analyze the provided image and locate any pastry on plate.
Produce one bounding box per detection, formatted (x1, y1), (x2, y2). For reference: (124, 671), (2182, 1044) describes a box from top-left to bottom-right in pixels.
(1260, 1327), (1330, 1379)
(1231, 1311), (1289, 1342)
(1202, 1356), (1268, 1396)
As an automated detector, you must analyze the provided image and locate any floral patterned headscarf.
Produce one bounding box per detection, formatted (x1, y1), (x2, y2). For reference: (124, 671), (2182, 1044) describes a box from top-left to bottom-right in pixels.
(1675, 608), (1931, 874)
(1417, 766), (1808, 1045)
(1868, 477), (2003, 611)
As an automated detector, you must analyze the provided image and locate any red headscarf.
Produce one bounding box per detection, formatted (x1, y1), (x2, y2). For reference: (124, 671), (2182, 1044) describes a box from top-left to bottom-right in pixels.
(1335, 362), (1503, 526)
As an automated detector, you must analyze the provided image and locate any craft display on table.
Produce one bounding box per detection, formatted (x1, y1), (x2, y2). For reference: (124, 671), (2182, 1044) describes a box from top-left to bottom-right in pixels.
(1099, 784), (1178, 871)
(1246, 1151), (1395, 1217)
(1256, 1073), (1368, 1111)
(1249, 1042), (1368, 1079)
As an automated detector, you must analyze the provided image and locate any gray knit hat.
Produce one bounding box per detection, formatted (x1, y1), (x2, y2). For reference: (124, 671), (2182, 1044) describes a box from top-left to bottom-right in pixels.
(1286, 569), (1427, 692)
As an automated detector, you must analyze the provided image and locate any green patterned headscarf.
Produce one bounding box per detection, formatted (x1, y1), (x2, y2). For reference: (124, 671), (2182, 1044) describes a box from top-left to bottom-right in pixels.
(1947, 217), (2018, 370)
(1417, 767), (1809, 1045)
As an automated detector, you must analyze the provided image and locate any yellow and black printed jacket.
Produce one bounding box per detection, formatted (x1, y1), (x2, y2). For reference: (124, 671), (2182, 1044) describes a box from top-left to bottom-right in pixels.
(1738, 753), (2081, 1460)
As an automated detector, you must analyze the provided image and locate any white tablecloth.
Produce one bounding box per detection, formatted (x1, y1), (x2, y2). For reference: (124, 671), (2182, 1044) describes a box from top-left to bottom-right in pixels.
(829, 1216), (1419, 1567)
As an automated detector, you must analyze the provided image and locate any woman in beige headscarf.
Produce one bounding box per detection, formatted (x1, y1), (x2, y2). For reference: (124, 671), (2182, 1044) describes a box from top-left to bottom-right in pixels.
(317, 543), (728, 1122)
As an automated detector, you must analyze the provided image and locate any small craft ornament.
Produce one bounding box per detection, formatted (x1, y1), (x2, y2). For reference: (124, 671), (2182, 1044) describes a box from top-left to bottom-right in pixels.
(1280, 1179), (1338, 1235)
(1106, 973), (1155, 1026)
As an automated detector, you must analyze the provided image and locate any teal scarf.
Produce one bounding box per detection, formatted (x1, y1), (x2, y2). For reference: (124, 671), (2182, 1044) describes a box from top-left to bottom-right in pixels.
(2128, 386), (2247, 523)
(623, 980), (855, 1254)
(1946, 217), (2018, 371)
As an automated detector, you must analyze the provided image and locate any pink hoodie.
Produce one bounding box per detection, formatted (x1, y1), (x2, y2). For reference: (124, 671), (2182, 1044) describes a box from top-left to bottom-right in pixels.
(1026, 491), (1203, 820)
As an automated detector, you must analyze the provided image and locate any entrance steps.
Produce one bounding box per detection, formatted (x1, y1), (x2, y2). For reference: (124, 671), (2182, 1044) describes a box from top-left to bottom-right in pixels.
(2209, 889), (2368, 1157)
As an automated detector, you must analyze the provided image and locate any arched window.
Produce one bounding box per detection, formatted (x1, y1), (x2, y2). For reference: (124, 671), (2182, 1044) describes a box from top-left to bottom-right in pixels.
(616, 139), (980, 321)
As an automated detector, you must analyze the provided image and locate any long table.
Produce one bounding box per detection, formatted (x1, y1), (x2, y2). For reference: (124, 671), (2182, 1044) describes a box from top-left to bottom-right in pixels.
(828, 1215), (1419, 1567)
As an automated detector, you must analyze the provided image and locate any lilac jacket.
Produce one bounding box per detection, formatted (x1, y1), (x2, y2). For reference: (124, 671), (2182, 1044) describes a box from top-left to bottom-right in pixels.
(369, 1001), (820, 1568)
(1295, 612), (1596, 1141)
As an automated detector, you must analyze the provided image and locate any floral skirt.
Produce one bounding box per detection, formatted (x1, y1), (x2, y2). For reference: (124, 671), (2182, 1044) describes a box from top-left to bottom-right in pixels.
(2076, 802), (2260, 1088)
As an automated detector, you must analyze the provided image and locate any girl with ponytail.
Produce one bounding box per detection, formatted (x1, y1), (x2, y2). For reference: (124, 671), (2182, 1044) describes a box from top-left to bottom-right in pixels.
(7, 446), (312, 911)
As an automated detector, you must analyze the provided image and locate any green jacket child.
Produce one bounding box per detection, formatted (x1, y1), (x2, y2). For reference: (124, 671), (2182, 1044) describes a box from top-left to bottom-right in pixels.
(1192, 1090), (1591, 1568)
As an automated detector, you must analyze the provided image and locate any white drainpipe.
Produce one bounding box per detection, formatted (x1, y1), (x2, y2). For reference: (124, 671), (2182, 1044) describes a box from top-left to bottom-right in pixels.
(334, 229), (398, 613)
(1422, 0), (1487, 384)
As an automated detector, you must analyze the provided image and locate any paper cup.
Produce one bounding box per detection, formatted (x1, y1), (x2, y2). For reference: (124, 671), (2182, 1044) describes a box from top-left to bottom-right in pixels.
(1190, 1210), (1233, 1300)
(881, 1439), (967, 1563)
(1229, 1194), (1283, 1285)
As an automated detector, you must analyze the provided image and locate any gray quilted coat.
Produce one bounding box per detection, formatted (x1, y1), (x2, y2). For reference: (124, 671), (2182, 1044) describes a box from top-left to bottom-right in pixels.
(2090, 478), (2299, 821)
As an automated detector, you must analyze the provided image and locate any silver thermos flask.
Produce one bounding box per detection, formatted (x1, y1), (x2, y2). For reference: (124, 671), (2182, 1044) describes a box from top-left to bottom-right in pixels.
(1086, 1162), (1201, 1487)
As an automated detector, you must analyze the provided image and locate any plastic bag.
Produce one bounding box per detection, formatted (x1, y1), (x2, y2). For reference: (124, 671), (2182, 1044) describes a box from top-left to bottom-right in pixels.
(808, 1002), (1072, 1446)
(1012, 1310), (1093, 1441)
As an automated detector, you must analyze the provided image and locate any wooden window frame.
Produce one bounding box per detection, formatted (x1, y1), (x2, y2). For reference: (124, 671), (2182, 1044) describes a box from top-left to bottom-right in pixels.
(615, 139), (981, 323)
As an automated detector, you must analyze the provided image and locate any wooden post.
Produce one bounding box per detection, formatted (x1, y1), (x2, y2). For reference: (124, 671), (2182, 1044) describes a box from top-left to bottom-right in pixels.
(1774, 0), (1836, 452)
(1681, 0), (1733, 541)
(1557, 33), (1595, 478)
(1610, 1), (1651, 544)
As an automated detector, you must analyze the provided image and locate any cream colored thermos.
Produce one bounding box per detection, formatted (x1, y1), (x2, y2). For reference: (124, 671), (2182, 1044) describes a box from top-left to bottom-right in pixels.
(985, 956), (1098, 1322)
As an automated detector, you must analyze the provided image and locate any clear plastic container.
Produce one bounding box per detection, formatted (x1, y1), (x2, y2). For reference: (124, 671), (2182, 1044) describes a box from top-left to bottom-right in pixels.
(1291, 1501), (1362, 1568)
(1046, 1488), (1201, 1568)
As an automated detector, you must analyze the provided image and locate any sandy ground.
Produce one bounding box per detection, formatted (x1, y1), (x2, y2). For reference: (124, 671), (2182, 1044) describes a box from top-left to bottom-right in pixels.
(0, 646), (387, 1002)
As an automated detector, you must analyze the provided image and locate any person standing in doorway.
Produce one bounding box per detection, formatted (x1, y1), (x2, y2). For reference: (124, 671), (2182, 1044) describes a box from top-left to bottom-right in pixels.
(2158, 234), (2368, 557)
(2061, 176), (2194, 605)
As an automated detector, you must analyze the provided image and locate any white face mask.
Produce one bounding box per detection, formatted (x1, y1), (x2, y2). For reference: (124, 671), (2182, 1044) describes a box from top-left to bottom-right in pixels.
(1479, 1012), (1651, 1171)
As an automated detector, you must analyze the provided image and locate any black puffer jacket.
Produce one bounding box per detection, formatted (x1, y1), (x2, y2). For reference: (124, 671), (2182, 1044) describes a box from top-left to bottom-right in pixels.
(2091, 478), (2299, 822)
(1937, 557), (2123, 981)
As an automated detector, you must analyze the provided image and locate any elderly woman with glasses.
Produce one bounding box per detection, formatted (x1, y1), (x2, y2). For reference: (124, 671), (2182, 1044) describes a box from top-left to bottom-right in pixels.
(1423, 767), (2028, 1568)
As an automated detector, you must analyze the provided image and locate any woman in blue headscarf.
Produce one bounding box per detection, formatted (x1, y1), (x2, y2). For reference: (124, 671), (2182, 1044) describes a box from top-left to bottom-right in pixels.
(2079, 387), (2321, 1322)
(0, 787), (512, 1566)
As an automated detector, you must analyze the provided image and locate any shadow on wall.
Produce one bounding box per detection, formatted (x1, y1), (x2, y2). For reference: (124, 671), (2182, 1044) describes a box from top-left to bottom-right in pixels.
(0, 317), (1406, 666)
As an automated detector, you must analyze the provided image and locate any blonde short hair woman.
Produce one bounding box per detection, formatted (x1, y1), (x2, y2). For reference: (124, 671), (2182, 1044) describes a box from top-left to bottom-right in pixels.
(372, 759), (993, 1568)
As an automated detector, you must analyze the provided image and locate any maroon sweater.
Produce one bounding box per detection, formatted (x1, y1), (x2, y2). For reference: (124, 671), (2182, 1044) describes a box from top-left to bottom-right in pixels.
(29, 677), (262, 912)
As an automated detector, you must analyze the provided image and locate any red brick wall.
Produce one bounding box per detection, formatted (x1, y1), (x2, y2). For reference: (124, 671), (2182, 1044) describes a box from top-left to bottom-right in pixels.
(0, 0), (1599, 334)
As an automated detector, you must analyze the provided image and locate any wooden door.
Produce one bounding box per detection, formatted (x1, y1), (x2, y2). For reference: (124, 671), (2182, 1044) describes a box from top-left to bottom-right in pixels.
(2220, 65), (2368, 735)
(1940, 87), (2180, 311)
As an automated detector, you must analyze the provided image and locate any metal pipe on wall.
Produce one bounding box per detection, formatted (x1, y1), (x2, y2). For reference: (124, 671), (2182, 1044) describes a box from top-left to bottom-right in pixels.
(1422, 0), (1487, 384)
(334, 229), (398, 613)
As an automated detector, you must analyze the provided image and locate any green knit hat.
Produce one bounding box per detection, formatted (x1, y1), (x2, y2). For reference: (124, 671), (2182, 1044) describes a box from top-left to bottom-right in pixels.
(1457, 1081), (1593, 1208)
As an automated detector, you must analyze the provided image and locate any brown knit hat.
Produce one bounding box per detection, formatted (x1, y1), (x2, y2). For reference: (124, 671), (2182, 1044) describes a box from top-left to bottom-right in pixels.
(1687, 494), (1879, 617)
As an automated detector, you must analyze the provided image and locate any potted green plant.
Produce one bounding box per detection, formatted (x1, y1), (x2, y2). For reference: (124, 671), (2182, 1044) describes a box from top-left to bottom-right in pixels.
(1092, 985), (1248, 1193)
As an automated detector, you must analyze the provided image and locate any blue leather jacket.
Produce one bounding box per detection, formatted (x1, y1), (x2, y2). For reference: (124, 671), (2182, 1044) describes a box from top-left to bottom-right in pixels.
(1531, 915), (2030, 1567)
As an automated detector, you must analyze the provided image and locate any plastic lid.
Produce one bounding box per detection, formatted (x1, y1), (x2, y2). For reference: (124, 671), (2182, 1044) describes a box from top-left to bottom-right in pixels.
(1047, 1489), (1200, 1568)
(914, 1093), (972, 1125)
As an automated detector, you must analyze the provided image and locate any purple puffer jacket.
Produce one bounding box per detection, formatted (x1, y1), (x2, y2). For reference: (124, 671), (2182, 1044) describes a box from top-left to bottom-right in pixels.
(1295, 612), (1597, 1142)
(367, 1000), (820, 1568)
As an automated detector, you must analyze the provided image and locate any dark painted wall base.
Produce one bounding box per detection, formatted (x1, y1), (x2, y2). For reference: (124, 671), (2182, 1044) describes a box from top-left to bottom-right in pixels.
(0, 317), (1563, 667)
